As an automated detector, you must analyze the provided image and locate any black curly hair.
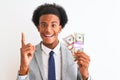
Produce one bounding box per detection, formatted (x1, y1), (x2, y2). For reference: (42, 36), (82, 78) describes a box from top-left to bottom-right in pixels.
(32, 3), (68, 28)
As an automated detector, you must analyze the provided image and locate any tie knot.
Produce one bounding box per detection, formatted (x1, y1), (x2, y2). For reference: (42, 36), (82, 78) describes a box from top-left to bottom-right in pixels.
(49, 51), (54, 56)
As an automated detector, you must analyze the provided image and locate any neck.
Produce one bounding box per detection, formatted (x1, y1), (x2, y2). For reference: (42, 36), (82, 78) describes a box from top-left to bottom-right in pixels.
(43, 40), (59, 49)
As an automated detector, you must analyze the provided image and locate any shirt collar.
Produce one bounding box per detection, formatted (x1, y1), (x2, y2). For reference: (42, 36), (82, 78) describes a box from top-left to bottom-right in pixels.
(41, 42), (61, 55)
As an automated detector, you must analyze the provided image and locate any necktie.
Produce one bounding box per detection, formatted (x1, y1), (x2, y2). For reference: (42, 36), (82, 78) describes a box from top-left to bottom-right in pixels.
(48, 51), (56, 80)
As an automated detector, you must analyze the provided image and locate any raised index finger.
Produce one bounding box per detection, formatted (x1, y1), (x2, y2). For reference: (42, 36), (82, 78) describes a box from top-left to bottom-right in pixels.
(21, 32), (25, 47)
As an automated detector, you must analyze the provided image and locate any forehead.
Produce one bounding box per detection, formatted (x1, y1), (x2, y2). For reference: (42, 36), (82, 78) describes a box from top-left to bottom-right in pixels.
(39, 14), (60, 23)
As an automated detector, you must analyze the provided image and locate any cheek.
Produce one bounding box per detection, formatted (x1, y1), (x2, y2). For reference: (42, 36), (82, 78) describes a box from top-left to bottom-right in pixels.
(37, 27), (42, 32)
(55, 26), (62, 33)
(55, 28), (61, 34)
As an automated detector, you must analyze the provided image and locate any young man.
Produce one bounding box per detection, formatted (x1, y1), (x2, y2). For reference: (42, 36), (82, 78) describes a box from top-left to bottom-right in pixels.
(17, 3), (92, 80)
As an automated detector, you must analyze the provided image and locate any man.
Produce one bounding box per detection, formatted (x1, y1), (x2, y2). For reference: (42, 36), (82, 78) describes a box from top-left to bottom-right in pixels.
(17, 3), (92, 80)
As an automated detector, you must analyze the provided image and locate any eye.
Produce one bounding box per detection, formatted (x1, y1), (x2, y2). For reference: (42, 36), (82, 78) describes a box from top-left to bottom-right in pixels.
(51, 23), (57, 28)
(40, 23), (47, 27)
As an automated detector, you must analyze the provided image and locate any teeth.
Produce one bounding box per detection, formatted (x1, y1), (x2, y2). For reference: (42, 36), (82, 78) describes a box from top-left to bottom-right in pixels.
(45, 34), (53, 37)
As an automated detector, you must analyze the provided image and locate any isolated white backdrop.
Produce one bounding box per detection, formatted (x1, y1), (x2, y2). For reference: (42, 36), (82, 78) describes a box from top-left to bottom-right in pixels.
(0, 0), (120, 80)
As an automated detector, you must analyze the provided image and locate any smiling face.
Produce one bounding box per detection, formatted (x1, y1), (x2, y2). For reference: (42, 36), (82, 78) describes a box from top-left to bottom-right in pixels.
(38, 14), (62, 49)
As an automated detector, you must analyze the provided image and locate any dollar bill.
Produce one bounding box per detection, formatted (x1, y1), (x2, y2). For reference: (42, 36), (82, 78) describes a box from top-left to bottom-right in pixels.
(74, 33), (84, 52)
(63, 33), (84, 54)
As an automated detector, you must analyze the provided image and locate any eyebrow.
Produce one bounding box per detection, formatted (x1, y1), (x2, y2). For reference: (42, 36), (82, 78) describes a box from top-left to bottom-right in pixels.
(51, 21), (58, 24)
(40, 21), (59, 24)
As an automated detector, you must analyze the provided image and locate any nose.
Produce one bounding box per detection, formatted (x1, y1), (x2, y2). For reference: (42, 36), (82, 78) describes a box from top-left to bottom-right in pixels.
(45, 25), (52, 33)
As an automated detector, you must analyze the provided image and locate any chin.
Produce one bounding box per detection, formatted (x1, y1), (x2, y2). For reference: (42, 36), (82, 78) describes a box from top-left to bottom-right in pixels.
(43, 40), (54, 45)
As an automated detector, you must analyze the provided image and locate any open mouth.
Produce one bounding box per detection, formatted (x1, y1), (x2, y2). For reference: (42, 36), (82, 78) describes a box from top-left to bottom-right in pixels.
(44, 34), (54, 38)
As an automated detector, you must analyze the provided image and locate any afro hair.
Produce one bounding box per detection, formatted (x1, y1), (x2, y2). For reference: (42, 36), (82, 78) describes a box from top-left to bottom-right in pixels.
(32, 3), (68, 28)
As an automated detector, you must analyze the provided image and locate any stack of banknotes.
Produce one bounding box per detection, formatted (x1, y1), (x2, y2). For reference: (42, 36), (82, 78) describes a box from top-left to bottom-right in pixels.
(63, 33), (84, 54)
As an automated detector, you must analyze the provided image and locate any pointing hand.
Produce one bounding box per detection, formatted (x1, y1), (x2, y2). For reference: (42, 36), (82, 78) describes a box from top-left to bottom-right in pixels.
(19, 32), (35, 75)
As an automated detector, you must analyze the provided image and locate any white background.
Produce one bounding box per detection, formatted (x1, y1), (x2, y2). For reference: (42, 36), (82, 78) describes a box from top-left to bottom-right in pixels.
(0, 0), (120, 80)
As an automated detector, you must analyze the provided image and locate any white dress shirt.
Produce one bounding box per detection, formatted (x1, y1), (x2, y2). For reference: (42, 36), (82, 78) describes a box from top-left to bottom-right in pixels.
(41, 42), (61, 80)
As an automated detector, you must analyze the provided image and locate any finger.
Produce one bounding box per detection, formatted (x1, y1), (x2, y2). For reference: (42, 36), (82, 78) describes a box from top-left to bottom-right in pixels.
(77, 60), (89, 67)
(75, 56), (89, 64)
(77, 61), (87, 68)
(21, 44), (35, 52)
(78, 57), (90, 64)
(25, 46), (35, 54)
(21, 32), (25, 47)
(23, 46), (34, 52)
(21, 47), (34, 55)
(74, 52), (90, 61)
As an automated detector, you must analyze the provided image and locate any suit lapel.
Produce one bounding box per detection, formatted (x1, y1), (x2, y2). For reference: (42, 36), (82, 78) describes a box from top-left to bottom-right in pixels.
(34, 42), (46, 80)
(61, 44), (68, 80)
(61, 43), (77, 80)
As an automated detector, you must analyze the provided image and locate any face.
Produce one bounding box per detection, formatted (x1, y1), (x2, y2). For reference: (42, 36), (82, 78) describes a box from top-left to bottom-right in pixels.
(38, 14), (62, 49)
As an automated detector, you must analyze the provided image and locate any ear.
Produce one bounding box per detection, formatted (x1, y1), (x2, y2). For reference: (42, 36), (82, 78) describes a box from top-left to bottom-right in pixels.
(58, 25), (62, 33)
(37, 26), (40, 32)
